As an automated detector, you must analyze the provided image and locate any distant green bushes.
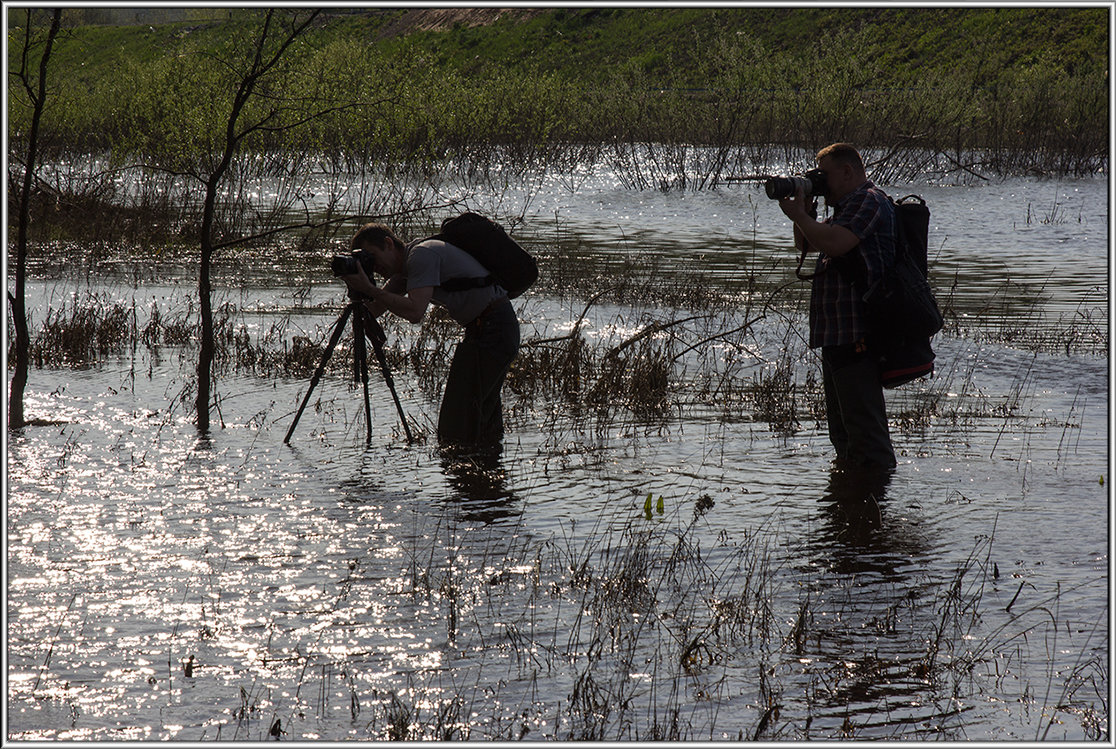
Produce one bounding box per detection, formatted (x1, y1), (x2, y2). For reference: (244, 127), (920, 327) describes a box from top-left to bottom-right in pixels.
(8, 9), (1108, 182)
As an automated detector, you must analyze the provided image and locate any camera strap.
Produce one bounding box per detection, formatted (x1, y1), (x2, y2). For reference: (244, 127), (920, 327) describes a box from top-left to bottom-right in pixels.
(794, 204), (824, 280)
(795, 246), (824, 280)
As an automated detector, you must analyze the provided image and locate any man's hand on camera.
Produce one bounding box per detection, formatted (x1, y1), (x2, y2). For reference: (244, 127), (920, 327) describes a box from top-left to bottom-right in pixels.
(340, 263), (377, 300)
(781, 186), (858, 258)
(778, 186), (817, 222)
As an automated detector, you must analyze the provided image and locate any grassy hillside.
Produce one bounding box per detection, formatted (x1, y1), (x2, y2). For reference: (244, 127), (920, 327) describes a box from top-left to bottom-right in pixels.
(24, 7), (1108, 91)
(388, 7), (1108, 84)
(8, 7), (1109, 181)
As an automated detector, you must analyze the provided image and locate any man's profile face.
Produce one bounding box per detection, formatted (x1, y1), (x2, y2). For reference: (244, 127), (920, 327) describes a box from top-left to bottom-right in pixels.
(817, 155), (855, 205)
(361, 239), (399, 277)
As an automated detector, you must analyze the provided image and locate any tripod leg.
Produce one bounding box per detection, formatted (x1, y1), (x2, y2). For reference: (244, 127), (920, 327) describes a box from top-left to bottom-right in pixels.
(352, 307), (374, 445)
(363, 314), (415, 443)
(373, 340), (414, 443)
(283, 304), (353, 444)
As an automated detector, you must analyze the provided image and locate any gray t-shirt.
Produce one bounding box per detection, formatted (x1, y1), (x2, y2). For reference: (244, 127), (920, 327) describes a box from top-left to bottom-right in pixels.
(404, 239), (506, 325)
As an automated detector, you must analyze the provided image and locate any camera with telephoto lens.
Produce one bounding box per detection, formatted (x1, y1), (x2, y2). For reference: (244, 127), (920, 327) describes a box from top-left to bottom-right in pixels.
(764, 168), (828, 200)
(330, 249), (375, 277)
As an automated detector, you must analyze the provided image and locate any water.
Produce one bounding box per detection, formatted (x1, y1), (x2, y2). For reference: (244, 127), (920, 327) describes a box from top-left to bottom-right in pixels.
(6, 160), (1109, 741)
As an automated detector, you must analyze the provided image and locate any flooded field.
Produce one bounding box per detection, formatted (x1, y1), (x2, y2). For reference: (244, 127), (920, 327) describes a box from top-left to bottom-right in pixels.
(6, 162), (1109, 740)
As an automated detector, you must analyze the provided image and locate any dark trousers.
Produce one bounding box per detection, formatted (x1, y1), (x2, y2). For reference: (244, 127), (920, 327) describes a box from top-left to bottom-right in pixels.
(821, 343), (896, 470)
(438, 300), (520, 451)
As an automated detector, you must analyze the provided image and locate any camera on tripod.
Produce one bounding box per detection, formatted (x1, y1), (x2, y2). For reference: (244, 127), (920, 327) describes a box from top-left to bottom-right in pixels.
(764, 168), (828, 200)
(330, 249), (375, 277)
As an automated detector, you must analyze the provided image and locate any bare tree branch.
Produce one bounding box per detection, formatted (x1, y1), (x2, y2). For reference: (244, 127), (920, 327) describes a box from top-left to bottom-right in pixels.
(210, 200), (467, 253)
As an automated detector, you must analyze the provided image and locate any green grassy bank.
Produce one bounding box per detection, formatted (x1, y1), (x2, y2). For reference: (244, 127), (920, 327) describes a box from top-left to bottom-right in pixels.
(13, 7), (1109, 87)
(8, 6), (1109, 178)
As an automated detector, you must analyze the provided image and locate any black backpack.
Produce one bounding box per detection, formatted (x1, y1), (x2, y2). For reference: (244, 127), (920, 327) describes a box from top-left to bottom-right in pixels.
(865, 195), (944, 388)
(798, 194), (944, 388)
(430, 212), (538, 299)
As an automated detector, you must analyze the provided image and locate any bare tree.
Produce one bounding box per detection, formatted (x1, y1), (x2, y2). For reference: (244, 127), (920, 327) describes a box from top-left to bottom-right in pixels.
(191, 9), (324, 434)
(7, 9), (62, 430)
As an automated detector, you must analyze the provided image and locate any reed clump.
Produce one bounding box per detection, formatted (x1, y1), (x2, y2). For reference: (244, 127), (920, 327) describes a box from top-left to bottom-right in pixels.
(586, 338), (674, 418)
(9, 167), (193, 248)
(506, 330), (590, 406)
(141, 301), (194, 349)
(745, 349), (803, 436)
(26, 291), (137, 366)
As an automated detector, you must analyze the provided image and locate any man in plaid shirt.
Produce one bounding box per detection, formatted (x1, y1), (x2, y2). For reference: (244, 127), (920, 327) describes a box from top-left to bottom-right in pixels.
(779, 143), (897, 471)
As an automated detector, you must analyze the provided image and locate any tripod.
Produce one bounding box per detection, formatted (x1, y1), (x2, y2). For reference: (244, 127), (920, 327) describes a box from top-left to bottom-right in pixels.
(284, 299), (414, 445)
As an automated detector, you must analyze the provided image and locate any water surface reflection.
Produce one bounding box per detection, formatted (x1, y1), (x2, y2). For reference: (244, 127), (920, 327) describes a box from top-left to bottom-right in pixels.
(6, 170), (1107, 740)
(796, 466), (965, 738)
(440, 449), (521, 523)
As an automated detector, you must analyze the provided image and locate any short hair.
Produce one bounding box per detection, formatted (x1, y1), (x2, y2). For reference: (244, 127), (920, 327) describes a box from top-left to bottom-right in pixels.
(351, 222), (405, 252)
(816, 142), (865, 172)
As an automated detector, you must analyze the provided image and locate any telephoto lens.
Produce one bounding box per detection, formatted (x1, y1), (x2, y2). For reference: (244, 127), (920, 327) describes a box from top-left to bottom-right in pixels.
(764, 168), (828, 200)
(764, 175), (810, 200)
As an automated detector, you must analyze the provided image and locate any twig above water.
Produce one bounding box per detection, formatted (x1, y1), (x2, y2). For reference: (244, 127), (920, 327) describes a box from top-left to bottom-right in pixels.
(521, 286), (617, 347)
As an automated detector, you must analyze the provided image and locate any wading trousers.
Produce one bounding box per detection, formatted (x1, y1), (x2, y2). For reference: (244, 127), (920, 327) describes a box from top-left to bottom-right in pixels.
(821, 342), (896, 470)
(438, 299), (520, 451)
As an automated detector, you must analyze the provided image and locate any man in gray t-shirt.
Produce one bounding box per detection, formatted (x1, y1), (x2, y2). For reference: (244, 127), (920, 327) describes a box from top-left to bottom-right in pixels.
(339, 222), (521, 453)
(405, 239), (504, 325)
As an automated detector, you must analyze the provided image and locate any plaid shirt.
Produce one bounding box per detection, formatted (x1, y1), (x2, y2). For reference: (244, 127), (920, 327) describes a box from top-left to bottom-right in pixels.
(808, 180), (896, 348)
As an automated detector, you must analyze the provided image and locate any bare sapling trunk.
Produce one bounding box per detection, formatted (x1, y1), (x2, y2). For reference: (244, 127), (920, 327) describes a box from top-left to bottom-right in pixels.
(196, 192), (217, 433)
(193, 9), (320, 434)
(8, 10), (62, 430)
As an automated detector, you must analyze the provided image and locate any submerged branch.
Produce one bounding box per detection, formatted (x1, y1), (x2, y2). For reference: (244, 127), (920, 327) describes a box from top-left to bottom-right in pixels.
(522, 286), (617, 348)
(604, 313), (711, 360)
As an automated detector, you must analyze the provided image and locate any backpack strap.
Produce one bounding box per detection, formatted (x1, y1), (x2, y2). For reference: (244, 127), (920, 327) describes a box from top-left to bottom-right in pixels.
(440, 275), (495, 292)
